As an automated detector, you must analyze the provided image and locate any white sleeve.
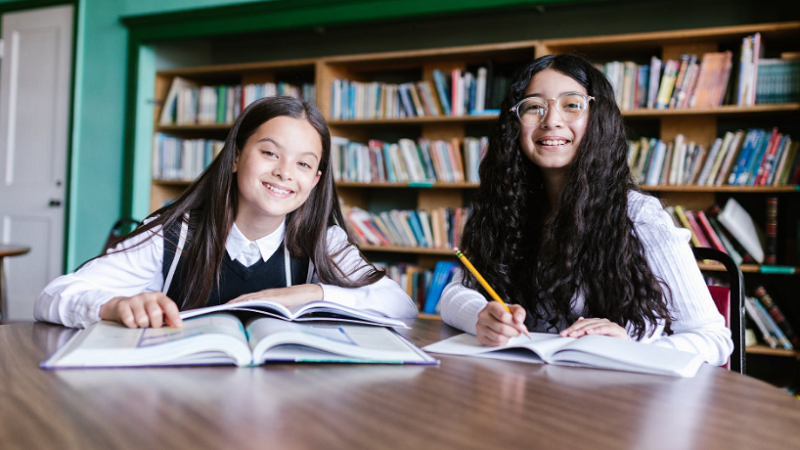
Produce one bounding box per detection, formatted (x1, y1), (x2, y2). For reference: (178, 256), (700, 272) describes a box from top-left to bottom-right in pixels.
(632, 195), (734, 366)
(313, 225), (418, 319)
(439, 269), (488, 335)
(34, 225), (166, 329)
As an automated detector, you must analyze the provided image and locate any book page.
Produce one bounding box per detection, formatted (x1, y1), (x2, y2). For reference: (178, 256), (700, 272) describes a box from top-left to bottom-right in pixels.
(246, 318), (433, 364)
(289, 301), (409, 328)
(178, 300), (408, 329)
(422, 332), (572, 362)
(551, 335), (705, 377)
(42, 313), (252, 368)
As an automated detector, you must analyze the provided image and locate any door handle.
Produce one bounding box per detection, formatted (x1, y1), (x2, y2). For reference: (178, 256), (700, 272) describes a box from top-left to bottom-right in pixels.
(48, 199), (62, 207)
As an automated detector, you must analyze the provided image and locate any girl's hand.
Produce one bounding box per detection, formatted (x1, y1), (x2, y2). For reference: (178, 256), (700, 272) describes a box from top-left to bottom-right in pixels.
(99, 293), (182, 329)
(227, 284), (324, 307)
(560, 317), (629, 340)
(476, 302), (528, 347)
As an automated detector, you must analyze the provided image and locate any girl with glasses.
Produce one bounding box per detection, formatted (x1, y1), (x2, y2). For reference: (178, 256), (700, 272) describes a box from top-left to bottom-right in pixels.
(440, 54), (733, 366)
(36, 97), (417, 329)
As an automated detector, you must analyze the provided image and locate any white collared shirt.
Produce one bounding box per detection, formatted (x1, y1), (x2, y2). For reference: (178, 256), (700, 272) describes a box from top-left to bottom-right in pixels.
(35, 220), (417, 328)
(226, 222), (284, 267)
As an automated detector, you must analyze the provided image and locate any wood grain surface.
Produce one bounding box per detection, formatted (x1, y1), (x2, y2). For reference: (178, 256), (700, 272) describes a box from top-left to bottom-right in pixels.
(1, 320), (799, 450)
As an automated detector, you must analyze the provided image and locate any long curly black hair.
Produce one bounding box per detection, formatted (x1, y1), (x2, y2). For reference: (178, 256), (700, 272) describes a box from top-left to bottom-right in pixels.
(460, 54), (672, 339)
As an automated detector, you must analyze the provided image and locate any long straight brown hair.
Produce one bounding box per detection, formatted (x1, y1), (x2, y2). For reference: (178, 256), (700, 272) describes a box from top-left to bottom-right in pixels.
(110, 96), (383, 310)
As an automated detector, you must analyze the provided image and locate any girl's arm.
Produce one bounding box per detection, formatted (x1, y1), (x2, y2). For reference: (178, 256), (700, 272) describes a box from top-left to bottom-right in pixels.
(439, 269), (489, 334)
(439, 269), (527, 345)
(631, 194), (734, 366)
(34, 225), (167, 328)
(314, 225), (418, 319)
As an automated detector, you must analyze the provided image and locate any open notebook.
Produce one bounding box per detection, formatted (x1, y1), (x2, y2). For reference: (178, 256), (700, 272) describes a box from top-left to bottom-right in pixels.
(423, 332), (705, 377)
(42, 313), (437, 368)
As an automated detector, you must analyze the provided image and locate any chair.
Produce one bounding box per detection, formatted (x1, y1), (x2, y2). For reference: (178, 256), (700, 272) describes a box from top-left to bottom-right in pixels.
(102, 218), (141, 254)
(692, 247), (745, 374)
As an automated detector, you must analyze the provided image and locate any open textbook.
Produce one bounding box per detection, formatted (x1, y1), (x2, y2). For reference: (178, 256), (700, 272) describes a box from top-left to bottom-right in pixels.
(423, 332), (705, 377)
(179, 299), (409, 328)
(42, 313), (437, 368)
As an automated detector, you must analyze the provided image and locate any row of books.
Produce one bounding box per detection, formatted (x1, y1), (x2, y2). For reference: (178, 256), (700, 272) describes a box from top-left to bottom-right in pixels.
(667, 198), (769, 266)
(754, 58), (800, 104)
(376, 261), (459, 315)
(158, 76), (315, 125)
(152, 134), (224, 181)
(628, 128), (800, 187)
(330, 67), (503, 120)
(599, 51), (733, 110)
(331, 136), (486, 184)
(744, 285), (799, 351)
(343, 206), (469, 251)
(599, 33), (794, 110)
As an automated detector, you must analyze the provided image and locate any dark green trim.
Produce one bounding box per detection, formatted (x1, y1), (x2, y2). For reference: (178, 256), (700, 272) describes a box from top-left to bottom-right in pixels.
(0, 0), (71, 14)
(121, 30), (142, 219)
(0, 0), (78, 273)
(121, 0), (606, 42)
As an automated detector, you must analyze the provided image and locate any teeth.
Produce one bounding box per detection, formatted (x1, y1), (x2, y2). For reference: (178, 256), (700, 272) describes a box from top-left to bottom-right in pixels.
(541, 140), (567, 146)
(266, 183), (291, 194)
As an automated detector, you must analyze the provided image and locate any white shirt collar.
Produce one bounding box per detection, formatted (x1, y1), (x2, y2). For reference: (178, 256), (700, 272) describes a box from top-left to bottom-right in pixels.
(226, 220), (286, 265)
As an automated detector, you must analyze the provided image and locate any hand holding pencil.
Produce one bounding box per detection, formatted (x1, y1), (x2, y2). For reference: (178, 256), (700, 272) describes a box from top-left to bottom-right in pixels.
(454, 248), (532, 343)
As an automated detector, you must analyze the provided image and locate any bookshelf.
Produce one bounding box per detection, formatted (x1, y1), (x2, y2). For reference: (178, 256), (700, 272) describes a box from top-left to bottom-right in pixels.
(149, 23), (800, 363)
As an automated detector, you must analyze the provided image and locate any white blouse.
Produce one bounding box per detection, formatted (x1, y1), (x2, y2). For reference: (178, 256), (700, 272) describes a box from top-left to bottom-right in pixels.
(35, 220), (418, 328)
(440, 191), (734, 366)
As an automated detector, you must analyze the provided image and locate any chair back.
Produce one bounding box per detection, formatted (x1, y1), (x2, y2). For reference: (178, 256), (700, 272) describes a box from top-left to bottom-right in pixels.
(103, 218), (141, 254)
(692, 247), (745, 374)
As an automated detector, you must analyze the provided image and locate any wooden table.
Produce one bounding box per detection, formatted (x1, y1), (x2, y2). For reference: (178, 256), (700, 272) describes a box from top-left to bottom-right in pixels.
(0, 244), (30, 320)
(1, 320), (799, 450)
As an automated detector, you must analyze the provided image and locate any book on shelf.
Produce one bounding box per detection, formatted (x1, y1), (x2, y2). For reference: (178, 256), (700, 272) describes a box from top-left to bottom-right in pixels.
(753, 285), (798, 348)
(748, 294), (793, 350)
(706, 204), (753, 264)
(717, 198), (765, 264)
(159, 76), (199, 125)
(764, 196), (778, 265)
(655, 59), (679, 109)
(423, 332), (705, 378)
(422, 261), (459, 314)
(744, 296), (779, 348)
(42, 311), (436, 369)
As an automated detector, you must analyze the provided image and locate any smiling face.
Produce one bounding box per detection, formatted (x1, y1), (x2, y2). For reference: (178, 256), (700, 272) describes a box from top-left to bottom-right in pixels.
(518, 68), (589, 176)
(233, 115), (322, 236)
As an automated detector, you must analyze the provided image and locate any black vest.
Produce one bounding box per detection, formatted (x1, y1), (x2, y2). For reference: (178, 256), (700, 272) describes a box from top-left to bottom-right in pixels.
(162, 221), (309, 308)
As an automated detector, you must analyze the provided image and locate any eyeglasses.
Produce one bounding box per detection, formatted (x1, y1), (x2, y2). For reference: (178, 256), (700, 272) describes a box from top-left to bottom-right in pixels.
(510, 93), (595, 126)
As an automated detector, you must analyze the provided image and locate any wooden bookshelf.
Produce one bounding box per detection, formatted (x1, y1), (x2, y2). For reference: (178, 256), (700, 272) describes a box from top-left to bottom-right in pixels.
(149, 22), (800, 335)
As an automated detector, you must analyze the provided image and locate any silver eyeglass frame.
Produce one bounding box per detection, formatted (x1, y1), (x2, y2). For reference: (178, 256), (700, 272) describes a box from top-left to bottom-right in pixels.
(509, 93), (595, 125)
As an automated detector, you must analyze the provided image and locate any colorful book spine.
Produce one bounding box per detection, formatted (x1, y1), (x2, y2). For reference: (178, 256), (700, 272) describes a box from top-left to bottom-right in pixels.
(753, 286), (798, 348)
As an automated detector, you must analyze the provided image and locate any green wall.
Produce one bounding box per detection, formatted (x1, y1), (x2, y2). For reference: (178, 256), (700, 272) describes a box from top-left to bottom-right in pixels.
(0, 0), (797, 271)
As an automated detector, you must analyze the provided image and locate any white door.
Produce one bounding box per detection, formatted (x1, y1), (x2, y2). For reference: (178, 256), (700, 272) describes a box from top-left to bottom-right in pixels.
(0, 5), (73, 321)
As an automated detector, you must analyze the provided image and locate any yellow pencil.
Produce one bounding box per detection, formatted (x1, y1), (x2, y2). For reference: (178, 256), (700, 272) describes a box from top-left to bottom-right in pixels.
(453, 247), (532, 339)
